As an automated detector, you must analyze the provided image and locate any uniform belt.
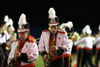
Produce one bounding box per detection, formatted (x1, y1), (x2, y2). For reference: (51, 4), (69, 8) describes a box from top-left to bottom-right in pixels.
(21, 63), (35, 67)
(62, 54), (71, 58)
(96, 48), (100, 50)
(52, 55), (62, 61)
(83, 47), (92, 50)
(78, 47), (84, 49)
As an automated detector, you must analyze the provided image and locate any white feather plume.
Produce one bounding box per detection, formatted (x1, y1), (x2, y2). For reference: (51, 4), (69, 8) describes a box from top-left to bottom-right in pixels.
(82, 27), (86, 35)
(85, 28), (92, 35)
(84, 25), (90, 29)
(60, 23), (67, 30)
(8, 18), (13, 26)
(82, 26), (86, 34)
(4, 15), (9, 23)
(18, 13), (27, 26)
(48, 7), (57, 18)
(67, 21), (73, 30)
(59, 23), (68, 35)
(6, 22), (9, 27)
(60, 21), (73, 31)
(6, 18), (13, 27)
(83, 25), (92, 35)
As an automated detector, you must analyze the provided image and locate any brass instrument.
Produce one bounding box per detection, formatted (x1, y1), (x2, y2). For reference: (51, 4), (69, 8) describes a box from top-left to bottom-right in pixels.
(70, 32), (81, 42)
(6, 33), (17, 51)
(35, 38), (40, 44)
(8, 41), (20, 67)
(45, 34), (57, 67)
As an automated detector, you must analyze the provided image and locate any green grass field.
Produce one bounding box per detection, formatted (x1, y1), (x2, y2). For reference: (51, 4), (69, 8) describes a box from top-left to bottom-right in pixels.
(35, 54), (96, 67)
(35, 55), (44, 67)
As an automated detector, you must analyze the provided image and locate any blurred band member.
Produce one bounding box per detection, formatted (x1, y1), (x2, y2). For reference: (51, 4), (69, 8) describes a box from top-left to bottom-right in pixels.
(94, 25), (100, 67)
(76, 25), (95, 67)
(60, 21), (73, 67)
(0, 15), (11, 67)
(7, 13), (38, 67)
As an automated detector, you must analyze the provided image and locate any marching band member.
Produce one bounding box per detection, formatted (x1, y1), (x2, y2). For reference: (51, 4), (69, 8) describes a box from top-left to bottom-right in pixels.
(0, 15), (11, 67)
(60, 21), (74, 67)
(6, 18), (17, 52)
(93, 25), (100, 67)
(39, 7), (69, 67)
(75, 25), (95, 67)
(8, 13), (39, 67)
(74, 33), (87, 67)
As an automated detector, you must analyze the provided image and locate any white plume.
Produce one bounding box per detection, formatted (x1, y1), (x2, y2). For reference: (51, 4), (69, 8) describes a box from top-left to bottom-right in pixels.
(85, 28), (92, 35)
(82, 27), (86, 34)
(48, 7), (57, 18)
(6, 18), (13, 27)
(59, 23), (68, 35)
(83, 25), (92, 35)
(9, 18), (13, 26)
(60, 21), (73, 31)
(60, 23), (67, 30)
(84, 25), (90, 29)
(18, 13), (27, 26)
(67, 21), (73, 30)
(4, 15), (9, 23)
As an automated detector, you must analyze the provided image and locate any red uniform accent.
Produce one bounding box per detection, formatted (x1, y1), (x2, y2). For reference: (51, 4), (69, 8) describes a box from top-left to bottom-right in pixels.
(74, 63), (77, 67)
(58, 31), (65, 34)
(62, 54), (71, 58)
(52, 55), (62, 61)
(43, 29), (49, 32)
(16, 41), (26, 67)
(96, 48), (100, 50)
(17, 39), (36, 67)
(49, 35), (56, 46)
(21, 63), (35, 67)
(49, 22), (59, 24)
(83, 47), (92, 50)
(19, 41), (26, 53)
(28, 35), (35, 43)
(75, 45), (79, 50)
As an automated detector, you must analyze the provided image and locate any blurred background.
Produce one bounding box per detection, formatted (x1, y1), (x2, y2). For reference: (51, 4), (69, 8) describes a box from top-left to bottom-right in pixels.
(0, 1), (100, 67)
(0, 1), (100, 38)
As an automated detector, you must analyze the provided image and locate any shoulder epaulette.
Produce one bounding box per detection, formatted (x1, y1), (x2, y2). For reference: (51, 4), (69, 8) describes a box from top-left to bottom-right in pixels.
(58, 31), (65, 34)
(43, 29), (50, 32)
(28, 35), (35, 43)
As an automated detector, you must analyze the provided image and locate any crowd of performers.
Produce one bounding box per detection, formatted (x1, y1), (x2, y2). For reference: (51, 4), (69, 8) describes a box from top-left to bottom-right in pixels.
(0, 15), (17, 67)
(0, 7), (100, 67)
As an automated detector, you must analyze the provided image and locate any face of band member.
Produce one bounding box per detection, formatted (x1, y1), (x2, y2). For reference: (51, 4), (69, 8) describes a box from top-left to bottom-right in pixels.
(18, 31), (28, 41)
(49, 25), (58, 34)
(1, 24), (6, 31)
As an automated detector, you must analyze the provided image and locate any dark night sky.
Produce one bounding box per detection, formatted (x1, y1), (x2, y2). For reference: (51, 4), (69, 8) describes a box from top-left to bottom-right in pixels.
(0, 1), (100, 37)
